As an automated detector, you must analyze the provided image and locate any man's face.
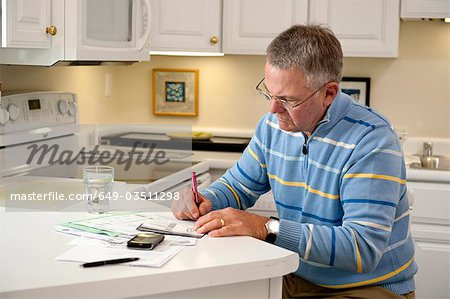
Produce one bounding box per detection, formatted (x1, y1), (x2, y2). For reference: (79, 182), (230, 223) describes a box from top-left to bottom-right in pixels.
(263, 62), (335, 134)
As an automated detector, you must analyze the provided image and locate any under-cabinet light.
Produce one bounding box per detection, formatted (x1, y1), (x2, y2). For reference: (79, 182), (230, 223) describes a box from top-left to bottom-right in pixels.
(150, 51), (224, 57)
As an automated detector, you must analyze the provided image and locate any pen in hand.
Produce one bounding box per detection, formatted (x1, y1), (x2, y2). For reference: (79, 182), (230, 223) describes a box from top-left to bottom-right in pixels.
(81, 257), (139, 268)
(192, 172), (199, 206)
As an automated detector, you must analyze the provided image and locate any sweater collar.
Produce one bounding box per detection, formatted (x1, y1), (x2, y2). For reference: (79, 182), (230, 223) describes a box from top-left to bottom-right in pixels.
(314, 91), (353, 134)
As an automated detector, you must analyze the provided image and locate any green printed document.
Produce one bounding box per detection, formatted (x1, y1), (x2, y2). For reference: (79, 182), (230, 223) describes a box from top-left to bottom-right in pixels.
(60, 212), (203, 238)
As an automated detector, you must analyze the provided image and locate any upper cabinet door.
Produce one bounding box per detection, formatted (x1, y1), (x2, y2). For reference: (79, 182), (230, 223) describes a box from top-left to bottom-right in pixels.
(223, 0), (308, 55)
(1, 0), (52, 48)
(309, 0), (400, 57)
(150, 0), (222, 52)
(401, 0), (450, 18)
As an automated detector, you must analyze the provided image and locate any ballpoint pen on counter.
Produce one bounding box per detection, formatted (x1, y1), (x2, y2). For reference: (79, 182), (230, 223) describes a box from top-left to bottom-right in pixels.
(191, 172), (199, 205)
(81, 257), (139, 268)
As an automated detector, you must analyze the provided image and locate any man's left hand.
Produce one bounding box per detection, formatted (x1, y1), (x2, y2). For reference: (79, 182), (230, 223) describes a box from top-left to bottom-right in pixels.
(194, 207), (269, 240)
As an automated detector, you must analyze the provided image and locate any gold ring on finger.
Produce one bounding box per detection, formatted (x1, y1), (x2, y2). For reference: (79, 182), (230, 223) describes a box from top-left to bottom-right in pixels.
(220, 218), (225, 227)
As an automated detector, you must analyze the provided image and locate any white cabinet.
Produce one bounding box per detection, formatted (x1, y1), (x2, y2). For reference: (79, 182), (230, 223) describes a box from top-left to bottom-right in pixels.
(401, 0), (450, 19)
(409, 181), (450, 299)
(151, 0), (400, 57)
(150, 0), (222, 53)
(1, 0), (52, 48)
(0, 0), (151, 66)
(222, 0), (308, 55)
(309, 0), (400, 57)
(0, 0), (64, 65)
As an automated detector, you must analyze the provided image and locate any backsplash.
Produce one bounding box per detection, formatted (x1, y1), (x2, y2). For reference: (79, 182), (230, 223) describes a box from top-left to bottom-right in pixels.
(0, 21), (448, 138)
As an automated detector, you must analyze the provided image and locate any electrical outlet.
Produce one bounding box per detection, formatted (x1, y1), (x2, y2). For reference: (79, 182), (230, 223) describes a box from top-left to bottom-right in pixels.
(105, 73), (113, 97)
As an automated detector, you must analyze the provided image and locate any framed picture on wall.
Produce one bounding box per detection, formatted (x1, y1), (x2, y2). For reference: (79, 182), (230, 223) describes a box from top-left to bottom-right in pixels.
(340, 77), (371, 107)
(152, 68), (199, 116)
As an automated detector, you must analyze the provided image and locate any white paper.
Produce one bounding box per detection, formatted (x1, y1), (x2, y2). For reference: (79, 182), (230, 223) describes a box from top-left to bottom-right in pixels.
(172, 236), (197, 246)
(138, 214), (203, 238)
(55, 245), (184, 268)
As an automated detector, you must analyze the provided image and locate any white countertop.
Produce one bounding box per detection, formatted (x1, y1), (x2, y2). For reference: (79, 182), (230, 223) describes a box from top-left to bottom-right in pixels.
(403, 137), (450, 183)
(191, 150), (450, 184)
(0, 210), (298, 299)
(406, 168), (450, 183)
(191, 151), (242, 169)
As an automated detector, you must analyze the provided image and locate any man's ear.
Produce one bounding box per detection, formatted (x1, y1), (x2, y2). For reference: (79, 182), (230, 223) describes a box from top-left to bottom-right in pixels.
(324, 82), (340, 106)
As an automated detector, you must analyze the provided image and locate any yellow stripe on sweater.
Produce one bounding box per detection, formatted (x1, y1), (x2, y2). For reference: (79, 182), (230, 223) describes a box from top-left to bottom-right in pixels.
(350, 229), (363, 273)
(318, 257), (414, 289)
(267, 173), (339, 200)
(248, 148), (266, 168)
(343, 173), (406, 185)
(218, 180), (242, 209)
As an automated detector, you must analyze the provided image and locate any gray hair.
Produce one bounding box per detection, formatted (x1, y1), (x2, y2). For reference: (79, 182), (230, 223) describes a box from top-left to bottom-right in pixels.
(266, 24), (343, 89)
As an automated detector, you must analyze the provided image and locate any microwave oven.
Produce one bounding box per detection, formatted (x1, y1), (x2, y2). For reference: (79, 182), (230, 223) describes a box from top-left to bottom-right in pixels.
(0, 0), (151, 66)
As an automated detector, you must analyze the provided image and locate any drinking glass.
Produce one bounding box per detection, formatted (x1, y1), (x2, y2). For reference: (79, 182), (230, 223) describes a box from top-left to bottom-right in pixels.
(83, 166), (114, 214)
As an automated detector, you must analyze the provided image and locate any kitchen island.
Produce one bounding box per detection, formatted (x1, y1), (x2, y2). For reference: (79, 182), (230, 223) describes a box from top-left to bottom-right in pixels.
(0, 209), (298, 299)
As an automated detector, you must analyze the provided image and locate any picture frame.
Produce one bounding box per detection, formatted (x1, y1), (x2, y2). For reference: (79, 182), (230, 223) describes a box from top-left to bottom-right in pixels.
(152, 68), (199, 116)
(340, 77), (371, 107)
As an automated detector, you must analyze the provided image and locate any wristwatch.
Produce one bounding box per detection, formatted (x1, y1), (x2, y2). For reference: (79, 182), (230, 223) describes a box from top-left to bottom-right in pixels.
(264, 216), (280, 244)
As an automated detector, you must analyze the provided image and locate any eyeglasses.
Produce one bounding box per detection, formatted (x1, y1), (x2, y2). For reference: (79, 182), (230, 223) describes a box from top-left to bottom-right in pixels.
(255, 77), (329, 110)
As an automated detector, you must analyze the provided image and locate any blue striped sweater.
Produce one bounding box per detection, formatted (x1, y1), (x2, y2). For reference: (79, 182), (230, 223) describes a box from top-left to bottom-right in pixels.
(200, 92), (417, 294)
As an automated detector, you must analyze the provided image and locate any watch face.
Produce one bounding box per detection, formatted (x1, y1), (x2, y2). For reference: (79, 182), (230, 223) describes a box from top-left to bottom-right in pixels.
(267, 219), (280, 234)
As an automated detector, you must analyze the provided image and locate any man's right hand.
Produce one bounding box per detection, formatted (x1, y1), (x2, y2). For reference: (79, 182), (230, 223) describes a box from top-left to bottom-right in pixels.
(171, 187), (212, 220)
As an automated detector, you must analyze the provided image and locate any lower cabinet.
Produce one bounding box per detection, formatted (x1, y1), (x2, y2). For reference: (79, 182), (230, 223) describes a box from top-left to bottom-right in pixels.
(409, 181), (450, 299)
(413, 229), (450, 299)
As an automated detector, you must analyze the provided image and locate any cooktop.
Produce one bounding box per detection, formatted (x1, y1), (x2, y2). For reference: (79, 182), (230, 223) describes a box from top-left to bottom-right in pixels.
(100, 132), (250, 153)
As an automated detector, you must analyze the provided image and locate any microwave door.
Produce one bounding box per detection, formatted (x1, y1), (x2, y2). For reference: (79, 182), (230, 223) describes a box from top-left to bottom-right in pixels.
(85, 0), (133, 45)
(83, 0), (151, 50)
(65, 0), (150, 61)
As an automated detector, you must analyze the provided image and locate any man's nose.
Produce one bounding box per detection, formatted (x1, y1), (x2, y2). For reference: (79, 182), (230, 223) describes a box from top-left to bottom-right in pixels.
(269, 98), (285, 113)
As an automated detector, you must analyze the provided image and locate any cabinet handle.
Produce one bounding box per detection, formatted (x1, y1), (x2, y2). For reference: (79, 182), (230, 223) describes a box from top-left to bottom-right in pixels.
(46, 25), (58, 36)
(210, 36), (219, 45)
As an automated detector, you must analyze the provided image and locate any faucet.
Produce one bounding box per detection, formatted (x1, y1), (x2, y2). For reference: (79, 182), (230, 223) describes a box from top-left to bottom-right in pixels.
(422, 142), (433, 157)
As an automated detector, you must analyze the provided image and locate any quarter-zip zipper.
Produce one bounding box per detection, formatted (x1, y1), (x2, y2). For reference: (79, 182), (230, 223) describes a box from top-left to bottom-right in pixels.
(300, 103), (334, 175)
(304, 116), (330, 154)
(302, 132), (309, 155)
(302, 132), (309, 175)
(302, 118), (329, 174)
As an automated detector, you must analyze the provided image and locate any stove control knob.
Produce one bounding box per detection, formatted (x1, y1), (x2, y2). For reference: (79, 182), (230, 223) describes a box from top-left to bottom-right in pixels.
(0, 108), (10, 126)
(68, 102), (77, 116)
(58, 99), (69, 114)
(7, 104), (20, 121)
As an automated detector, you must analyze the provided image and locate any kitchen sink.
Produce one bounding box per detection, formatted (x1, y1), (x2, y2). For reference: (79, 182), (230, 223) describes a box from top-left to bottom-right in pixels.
(409, 155), (450, 171)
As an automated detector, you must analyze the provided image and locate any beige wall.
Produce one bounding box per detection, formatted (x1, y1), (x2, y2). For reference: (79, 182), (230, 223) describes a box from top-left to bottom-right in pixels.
(1, 21), (449, 137)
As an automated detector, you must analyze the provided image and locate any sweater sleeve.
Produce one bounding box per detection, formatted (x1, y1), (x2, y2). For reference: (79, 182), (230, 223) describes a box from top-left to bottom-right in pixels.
(275, 126), (408, 273)
(199, 116), (272, 210)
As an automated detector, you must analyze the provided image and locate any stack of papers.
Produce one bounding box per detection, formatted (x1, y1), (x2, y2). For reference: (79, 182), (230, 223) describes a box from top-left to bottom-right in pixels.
(137, 214), (204, 238)
(56, 241), (183, 268)
(55, 212), (201, 267)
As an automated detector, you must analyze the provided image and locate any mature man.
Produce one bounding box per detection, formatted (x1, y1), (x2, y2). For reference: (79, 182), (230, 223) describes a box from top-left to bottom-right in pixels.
(172, 24), (416, 298)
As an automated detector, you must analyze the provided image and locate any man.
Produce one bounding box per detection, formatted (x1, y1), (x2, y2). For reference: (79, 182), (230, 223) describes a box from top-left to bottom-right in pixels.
(172, 24), (416, 298)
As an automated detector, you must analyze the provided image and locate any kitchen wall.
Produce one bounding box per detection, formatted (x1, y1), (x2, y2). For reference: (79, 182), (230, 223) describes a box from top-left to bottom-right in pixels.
(0, 21), (449, 137)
